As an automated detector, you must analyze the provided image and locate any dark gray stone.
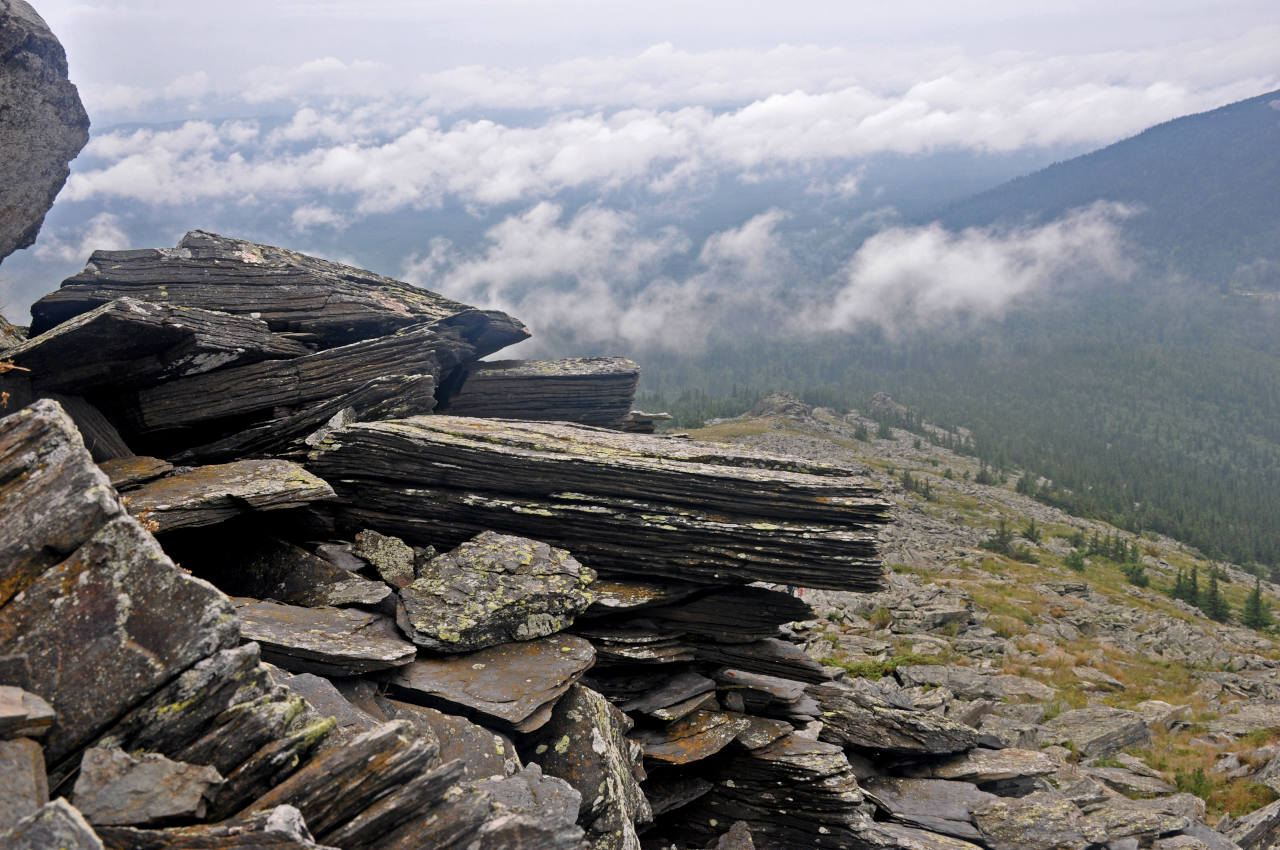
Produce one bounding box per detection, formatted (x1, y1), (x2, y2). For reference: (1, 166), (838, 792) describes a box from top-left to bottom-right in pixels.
(1, 798), (103, 850)
(233, 598), (416, 676)
(72, 747), (223, 826)
(0, 0), (89, 264)
(0, 736), (47, 831)
(397, 531), (596, 652)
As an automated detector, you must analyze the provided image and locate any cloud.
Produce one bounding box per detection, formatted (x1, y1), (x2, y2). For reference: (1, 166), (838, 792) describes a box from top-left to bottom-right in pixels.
(31, 212), (131, 264)
(290, 204), (348, 232)
(813, 202), (1137, 335)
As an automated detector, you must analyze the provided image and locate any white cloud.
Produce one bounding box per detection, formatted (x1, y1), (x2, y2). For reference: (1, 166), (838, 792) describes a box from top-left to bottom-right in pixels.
(290, 204), (348, 233)
(31, 212), (130, 264)
(813, 202), (1137, 334)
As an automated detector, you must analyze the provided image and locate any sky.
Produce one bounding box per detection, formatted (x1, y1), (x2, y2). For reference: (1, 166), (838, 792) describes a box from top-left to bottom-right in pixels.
(6, 0), (1279, 347)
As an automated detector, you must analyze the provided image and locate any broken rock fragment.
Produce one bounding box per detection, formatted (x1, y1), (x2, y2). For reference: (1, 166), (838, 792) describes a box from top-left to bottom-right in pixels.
(72, 747), (223, 826)
(0, 737), (48, 832)
(233, 599), (416, 676)
(436, 356), (640, 428)
(397, 530), (597, 652)
(1, 799), (104, 850)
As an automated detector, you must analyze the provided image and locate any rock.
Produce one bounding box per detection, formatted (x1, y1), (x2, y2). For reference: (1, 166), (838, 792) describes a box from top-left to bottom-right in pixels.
(976, 714), (1040, 749)
(9, 298), (306, 395)
(242, 721), (438, 844)
(618, 671), (716, 718)
(616, 410), (672, 434)
(1228, 798), (1280, 849)
(863, 777), (995, 842)
(632, 710), (752, 765)
(1043, 707), (1150, 758)
(677, 732), (873, 849)
(904, 747), (1058, 783)
(436, 357), (640, 429)
(695, 637), (831, 683)
(1209, 701), (1280, 737)
(98, 456), (174, 491)
(0, 398), (122, 608)
(0, 686), (55, 739)
(32, 230), (530, 351)
(169, 372), (439, 466)
(1071, 666), (1125, 692)
(94, 805), (339, 849)
(810, 679), (979, 755)
(1082, 798), (1187, 843)
(72, 747), (224, 826)
(306, 416), (889, 590)
(162, 532), (391, 610)
(523, 685), (651, 849)
(0, 798), (103, 850)
(896, 665), (1057, 702)
(0, 737), (48, 831)
(711, 669), (818, 722)
(37, 392), (133, 460)
(373, 695), (520, 780)
(580, 579), (704, 618)
(121, 315), (506, 448)
(120, 460), (334, 533)
(267, 670), (380, 746)
(972, 790), (1094, 850)
(1181, 821), (1247, 850)
(353, 528), (416, 588)
(0, 0), (89, 263)
(398, 531), (595, 652)
(0, 408), (238, 770)
(387, 633), (595, 733)
(707, 820), (757, 849)
(644, 585), (812, 643)
(1085, 766), (1177, 797)
(645, 776), (713, 817)
(233, 598), (416, 676)
(467, 764), (587, 850)
(1134, 700), (1191, 729)
(868, 822), (985, 849)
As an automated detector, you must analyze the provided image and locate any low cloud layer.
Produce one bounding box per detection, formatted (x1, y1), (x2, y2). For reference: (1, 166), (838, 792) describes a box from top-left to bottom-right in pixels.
(404, 203), (1134, 353)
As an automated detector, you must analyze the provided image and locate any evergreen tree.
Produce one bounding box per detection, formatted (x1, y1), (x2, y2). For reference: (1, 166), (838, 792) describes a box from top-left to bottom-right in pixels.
(1200, 567), (1231, 623)
(1023, 519), (1041, 543)
(1243, 577), (1273, 630)
(1064, 549), (1087, 572)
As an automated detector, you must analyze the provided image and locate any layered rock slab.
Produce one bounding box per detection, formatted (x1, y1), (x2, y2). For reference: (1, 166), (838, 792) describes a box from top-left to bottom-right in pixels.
(0, 401), (239, 767)
(0, 0), (90, 263)
(437, 357), (640, 428)
(233, 599), (416, 676)
(121, 460), (334, 532)
(31, 230), (530, 351)
(397, 531), (596, 652)
(307, 416), (890, 589)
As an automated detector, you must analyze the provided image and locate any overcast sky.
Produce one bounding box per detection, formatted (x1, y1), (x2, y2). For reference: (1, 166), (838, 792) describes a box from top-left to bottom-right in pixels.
(8, 1), (1278, 342)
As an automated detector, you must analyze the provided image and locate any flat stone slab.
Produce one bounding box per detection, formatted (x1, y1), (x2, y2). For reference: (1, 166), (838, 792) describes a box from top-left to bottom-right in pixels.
(581, 579), (704, 617)
(632, 710), (752, 765)
(1043, 706), (1150, 759)
(618, 671), (716, 717)
(397, 531), (596, 652)
(234, 599), (416, 676)
(863, 777), (994, 842)
(1085, 766), (1177, 797)
(32, 229), (530, 351)
(72, 747), (223, 826)
(97, 456), (174, 490)
(94, 805), (339, 849)
(972, 791), (1099, 850)
(0, 687), (55, 739)
(307, 415), (890, 590)
(905, 748), (1059, 782)
(387, 634), (595, 733)
(1209, 701), (1280, 736)
(121, 459), (334, 532)
(897, 665), (1057, 702)
(374, 696), (519, 781)
(9, 297), (306, 394)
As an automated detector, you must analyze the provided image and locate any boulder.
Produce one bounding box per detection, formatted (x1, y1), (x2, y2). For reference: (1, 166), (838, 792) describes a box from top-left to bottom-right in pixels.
(387, 633), (595, 733)
(397, 531), (596, 652)
(0, 799), (103, 850)
(810, 679), (979, 756)
(232, 598), (416, 676)
(1228, 798), (1280, 850)
(465, 764), (586, 850)
(903, 747), (1058, 783)
(352, 528), (416, 588)
(862, 777), (994, 842)
(523, 684), (651, 850)
(1043, 707), (1150, 759)
(306, 415), (889, 589)
(1209, 701), (1280, 737)
(0, 0), (89, 264)
(31, 230), (530, 351)
(71, 747), (223, 826)
(972, 790), (1097, 850)
(896, 665), (1056, 702)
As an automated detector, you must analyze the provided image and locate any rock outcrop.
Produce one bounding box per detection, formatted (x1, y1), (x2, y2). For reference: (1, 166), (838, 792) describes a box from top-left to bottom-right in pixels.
(0, 0), (89, 264)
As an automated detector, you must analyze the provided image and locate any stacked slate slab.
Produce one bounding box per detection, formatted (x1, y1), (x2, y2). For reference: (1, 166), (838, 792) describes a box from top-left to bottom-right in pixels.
(4, 229), (1228, 850)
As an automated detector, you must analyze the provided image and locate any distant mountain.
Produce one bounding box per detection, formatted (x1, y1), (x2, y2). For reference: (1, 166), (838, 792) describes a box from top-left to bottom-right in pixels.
(937, 89), (1280, 286)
